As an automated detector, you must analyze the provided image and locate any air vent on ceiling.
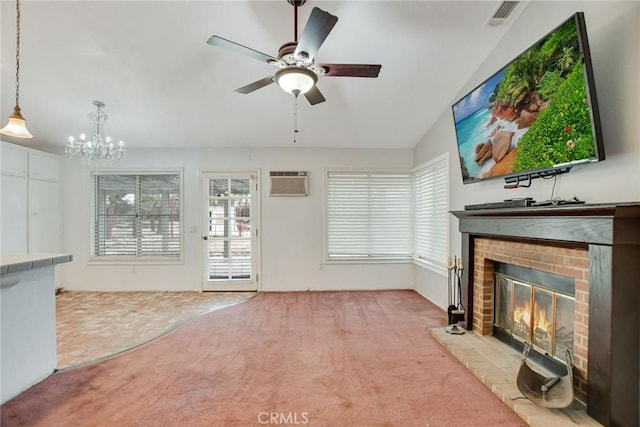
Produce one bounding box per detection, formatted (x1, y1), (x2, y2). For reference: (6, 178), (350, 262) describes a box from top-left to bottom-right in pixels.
(269, 171), (309, 197)
(485, 1), (520, 27)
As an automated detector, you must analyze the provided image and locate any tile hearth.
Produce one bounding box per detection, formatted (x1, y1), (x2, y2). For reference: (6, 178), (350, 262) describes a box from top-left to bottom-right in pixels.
(431, 328), (601, 427)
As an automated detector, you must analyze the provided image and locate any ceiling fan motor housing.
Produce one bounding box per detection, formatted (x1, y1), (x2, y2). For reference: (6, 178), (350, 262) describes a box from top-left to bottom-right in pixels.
(279, 41), (311, 65)
(278, 42), (297, 61)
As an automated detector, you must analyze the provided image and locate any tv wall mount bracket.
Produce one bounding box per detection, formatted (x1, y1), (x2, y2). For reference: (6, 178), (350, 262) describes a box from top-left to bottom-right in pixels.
(503, 167), (572, 189)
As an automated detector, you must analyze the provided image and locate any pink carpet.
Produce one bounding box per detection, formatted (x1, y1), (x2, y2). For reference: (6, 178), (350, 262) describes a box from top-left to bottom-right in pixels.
(1, 291), (525, 426)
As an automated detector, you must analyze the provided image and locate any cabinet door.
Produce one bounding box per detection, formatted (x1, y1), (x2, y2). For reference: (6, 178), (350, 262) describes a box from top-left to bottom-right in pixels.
(0, 175), (28, 253)
(0, 145), (28, 177)
(28, 180), (61, 253)
(29, 154), (61, 182)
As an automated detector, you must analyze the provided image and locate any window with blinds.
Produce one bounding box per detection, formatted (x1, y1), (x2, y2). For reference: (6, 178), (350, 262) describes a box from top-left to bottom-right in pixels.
(326, 171), (413, 260)
(414, 154), (449, 272)
(92, 172), (181, 258)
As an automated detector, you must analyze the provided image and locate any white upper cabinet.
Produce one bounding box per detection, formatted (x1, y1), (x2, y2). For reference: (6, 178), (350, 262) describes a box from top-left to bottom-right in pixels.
(0, 145), (28, 177)
(1, 141), (62, 254)
(29, 153), (61, 182)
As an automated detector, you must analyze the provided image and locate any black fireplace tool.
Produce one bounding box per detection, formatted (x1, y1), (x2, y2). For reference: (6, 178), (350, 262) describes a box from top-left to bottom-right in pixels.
(445, 256), (466, 335)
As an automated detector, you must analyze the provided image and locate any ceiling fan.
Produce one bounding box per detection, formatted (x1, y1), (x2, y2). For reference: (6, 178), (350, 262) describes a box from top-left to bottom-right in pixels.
(206, 0), (381, 105)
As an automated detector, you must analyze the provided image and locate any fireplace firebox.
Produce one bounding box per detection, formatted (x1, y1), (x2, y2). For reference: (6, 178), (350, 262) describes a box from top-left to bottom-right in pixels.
(493, 263), (575, 368)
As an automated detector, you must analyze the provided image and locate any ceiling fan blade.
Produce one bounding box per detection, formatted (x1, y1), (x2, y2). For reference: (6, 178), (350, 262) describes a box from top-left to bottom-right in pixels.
(207, 36), (279, 64)
(294, 7), (338, 62)
(320, 64), (382, 78)
(304, 86), (326, 105)
(234, 76), (275, 94)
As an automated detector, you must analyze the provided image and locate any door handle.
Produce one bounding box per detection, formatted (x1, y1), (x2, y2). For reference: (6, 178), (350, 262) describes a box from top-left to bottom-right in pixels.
(203, 236), (208, 240)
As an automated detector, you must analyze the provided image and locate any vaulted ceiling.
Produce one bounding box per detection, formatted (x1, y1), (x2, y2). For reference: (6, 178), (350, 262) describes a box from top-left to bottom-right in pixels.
(0, 1), (522, 150)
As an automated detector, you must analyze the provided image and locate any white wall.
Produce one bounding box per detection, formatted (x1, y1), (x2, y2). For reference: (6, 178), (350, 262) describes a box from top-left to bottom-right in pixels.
(59, 147), (414, 292)
(413, 1), (640, 308)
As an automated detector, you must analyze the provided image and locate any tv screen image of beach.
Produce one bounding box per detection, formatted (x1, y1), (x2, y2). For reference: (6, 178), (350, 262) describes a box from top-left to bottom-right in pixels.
(452, 13), (603, 184)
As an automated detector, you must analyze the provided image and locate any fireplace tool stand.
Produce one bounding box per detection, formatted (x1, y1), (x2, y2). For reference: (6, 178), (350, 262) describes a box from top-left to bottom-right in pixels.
(445, 257), (466, 335)
(516, 342), (574, 408)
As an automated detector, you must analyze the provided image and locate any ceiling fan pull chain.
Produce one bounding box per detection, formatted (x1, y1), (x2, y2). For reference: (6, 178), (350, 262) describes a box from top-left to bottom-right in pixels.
(293, 92), (299, 143)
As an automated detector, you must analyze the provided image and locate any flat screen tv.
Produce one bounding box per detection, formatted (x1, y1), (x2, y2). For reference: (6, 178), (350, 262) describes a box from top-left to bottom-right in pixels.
(452, 12), (604, 185)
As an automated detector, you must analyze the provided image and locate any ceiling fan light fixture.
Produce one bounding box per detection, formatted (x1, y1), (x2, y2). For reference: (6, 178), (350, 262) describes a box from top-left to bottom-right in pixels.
(275, 67), (317, 95)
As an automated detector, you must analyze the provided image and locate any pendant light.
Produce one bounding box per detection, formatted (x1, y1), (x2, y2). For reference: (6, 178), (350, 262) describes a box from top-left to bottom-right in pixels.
(0, 0), (33, 139)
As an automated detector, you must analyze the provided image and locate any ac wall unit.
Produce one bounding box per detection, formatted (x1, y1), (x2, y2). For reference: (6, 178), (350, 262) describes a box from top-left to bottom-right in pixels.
(269, 171), (309, 197)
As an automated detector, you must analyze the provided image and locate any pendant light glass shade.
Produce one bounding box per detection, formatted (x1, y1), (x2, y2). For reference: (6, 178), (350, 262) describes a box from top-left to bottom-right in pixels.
(0, 106), (32, 138)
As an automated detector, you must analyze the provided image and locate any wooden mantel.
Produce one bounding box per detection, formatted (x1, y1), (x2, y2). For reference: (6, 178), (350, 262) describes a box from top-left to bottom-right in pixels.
(452, 203), (640, 427)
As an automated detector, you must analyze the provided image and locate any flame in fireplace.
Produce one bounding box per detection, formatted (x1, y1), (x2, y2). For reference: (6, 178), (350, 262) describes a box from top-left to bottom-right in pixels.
(513, 301), (553, 338)
(535, 305), (552, 334)
(514, 301), (532, 328)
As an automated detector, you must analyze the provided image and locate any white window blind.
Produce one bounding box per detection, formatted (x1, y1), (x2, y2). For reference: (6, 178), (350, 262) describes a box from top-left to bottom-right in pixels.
(92, 173), (181, 258)
(414, 154), (449, 270)
(326, 172), (413, 260)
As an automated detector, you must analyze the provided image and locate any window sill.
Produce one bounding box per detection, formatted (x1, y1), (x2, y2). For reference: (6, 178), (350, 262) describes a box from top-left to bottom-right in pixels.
(324, 258), (413, 265)
(88, 257), (184, 266)
(413, 257), (447, 277)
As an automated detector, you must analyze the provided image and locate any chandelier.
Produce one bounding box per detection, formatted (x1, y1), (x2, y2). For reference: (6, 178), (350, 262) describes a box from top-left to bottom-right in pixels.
(66, 101), (125, 165)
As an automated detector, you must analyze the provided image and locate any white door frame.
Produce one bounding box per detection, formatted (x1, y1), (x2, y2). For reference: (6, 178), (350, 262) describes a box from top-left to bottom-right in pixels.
(201, 171), (260, 291)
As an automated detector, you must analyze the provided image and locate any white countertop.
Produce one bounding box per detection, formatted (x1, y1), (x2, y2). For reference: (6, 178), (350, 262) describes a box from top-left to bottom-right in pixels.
(0, 253), (73, 274)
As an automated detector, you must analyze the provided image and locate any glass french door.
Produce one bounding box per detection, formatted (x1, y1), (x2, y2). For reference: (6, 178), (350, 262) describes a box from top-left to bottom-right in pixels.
(202, 172), (258, 291)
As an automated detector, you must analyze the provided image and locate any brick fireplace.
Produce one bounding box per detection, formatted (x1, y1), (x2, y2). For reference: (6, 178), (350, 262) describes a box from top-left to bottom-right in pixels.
(452, 203), (640, 427)
(472, 238), (589, 401)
